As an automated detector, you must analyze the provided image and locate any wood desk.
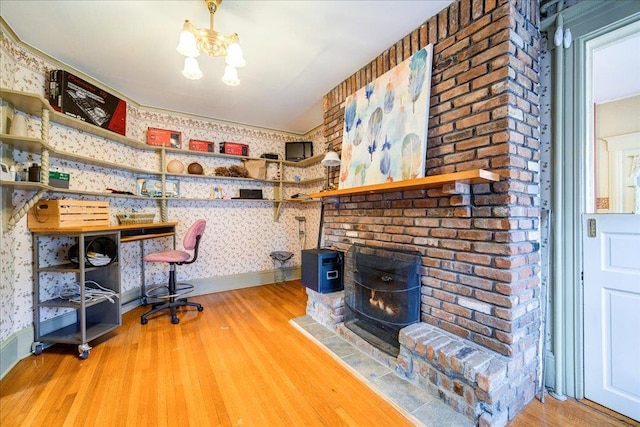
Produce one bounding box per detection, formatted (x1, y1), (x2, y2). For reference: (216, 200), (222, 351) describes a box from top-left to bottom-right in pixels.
(29, 221), (177, 240)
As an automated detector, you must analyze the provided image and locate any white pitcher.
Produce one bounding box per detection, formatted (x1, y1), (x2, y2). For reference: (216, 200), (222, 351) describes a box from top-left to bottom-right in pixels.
(9, 113), (27, 137)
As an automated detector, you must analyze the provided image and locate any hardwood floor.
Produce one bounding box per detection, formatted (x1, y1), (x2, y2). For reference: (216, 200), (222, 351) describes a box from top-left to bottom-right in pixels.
(1, 280), (637, 427)
(511, 395), (640, 426)
(0, 281), (413, 427)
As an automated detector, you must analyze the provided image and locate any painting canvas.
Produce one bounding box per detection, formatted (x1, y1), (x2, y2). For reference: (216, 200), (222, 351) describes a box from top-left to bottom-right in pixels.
(338, 44), (433, 189)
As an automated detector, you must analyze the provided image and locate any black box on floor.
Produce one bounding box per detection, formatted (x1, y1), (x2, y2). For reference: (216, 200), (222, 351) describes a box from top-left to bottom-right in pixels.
(301, 249), (344, 293)
(48, 70), (127, 135)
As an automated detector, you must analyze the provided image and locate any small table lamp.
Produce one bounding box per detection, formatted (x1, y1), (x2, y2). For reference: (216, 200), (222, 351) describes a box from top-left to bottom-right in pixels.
(321, 145), (341, 190)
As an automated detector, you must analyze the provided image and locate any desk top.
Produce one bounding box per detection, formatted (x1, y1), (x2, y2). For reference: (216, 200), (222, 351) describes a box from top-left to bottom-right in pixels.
(29, 222), (177, 236)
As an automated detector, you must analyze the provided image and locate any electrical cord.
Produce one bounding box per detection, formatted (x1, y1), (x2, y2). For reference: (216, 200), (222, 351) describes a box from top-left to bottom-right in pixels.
(58, 280), (119, 304)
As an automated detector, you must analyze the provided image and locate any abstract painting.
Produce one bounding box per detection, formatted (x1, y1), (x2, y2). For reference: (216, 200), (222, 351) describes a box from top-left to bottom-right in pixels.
(338, 44), (433, 189)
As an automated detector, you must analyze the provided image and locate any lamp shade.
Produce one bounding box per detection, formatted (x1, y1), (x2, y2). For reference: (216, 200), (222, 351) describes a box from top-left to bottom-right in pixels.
(182, 57), (203, 80)
(222, 65), (240, 86)
(226, 41), (246, 68)
(176, 21), (200, 58)
(321, 151), (341, 167)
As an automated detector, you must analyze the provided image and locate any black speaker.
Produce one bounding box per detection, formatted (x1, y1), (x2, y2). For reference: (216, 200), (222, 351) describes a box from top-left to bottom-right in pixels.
(301, 249), (343, 293)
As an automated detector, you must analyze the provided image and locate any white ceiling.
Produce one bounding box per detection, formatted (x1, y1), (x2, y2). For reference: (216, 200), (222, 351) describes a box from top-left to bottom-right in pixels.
(1, 0), (453, 135)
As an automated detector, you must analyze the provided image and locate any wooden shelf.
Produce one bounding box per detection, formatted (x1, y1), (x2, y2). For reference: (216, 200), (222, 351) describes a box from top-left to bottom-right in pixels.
(309, 169), (500, 198)
(2, 88), (324, 226)
(282, 155), (323, 167)
(0, 134), (45, 152)
(0, 88), (149, 150)
(282, 177), (324, 185)
(0, 134), (151, 174)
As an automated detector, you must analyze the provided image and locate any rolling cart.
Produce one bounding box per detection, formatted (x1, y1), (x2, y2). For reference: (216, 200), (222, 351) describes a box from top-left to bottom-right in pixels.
(31, 229), (121, 359)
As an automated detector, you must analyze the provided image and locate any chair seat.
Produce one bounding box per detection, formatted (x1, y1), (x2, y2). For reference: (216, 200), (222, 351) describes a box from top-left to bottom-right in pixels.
(270, 251), (294, 262)
(144, 250), (191, 263)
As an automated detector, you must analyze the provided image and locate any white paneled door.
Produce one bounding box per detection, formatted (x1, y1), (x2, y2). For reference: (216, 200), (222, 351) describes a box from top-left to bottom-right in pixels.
(583, 214), (640, 421)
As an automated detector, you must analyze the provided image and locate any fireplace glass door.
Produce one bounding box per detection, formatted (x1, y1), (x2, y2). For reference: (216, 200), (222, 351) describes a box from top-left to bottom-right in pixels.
(344, 244), (422, 356)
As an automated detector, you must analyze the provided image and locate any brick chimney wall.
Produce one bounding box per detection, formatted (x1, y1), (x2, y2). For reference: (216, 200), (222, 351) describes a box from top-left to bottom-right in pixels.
(319, 0), (541, 423)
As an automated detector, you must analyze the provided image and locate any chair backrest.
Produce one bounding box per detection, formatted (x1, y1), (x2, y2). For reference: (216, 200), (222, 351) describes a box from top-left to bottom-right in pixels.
(183, 219), (206, 251)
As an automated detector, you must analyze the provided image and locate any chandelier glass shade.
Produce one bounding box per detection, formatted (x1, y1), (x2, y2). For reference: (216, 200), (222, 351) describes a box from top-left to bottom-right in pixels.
(221, 65), (240, 86)
(181, 56), (203, 80)
(177, 0), (245, 85)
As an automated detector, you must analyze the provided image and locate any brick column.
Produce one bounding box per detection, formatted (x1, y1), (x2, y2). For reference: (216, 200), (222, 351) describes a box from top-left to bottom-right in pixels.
(318, 0), (541, 425)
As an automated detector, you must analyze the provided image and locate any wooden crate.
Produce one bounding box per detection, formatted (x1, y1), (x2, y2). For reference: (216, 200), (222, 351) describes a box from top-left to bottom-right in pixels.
(28, 199), (110, 230)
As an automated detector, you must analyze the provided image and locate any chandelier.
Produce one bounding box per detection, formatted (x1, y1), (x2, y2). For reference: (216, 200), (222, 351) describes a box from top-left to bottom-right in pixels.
(176, 0), (246, 86)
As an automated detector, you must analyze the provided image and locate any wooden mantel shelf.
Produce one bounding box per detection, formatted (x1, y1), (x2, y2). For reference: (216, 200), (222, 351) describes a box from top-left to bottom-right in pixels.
(309, 169), (500, 198)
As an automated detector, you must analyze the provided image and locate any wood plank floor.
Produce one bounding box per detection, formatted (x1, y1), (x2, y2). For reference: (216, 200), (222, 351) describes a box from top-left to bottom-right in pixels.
(1, 281), (413, 427)
(1, 280), (638, 426)
(512, 396), (639, 426)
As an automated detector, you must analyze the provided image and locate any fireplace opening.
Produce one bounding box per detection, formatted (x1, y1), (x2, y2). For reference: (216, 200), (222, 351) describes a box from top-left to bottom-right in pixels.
(344, 244), (422, 356)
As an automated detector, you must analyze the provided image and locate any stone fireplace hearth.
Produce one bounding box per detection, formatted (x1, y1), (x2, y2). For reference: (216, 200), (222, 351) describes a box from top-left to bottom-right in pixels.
(307, 286), (513, 426)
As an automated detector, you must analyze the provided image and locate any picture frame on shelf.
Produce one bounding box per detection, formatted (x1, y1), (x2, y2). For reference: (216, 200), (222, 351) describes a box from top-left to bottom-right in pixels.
(136, 177), (180, 197)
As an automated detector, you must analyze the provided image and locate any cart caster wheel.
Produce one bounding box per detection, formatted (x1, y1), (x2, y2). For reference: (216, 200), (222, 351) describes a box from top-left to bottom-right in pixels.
(197, 306), (204, 312)
(78, 343), (92, 359)
(171, 316), (179, 324)
(31, 342), (44, 355)
(141, 317), (148, 325)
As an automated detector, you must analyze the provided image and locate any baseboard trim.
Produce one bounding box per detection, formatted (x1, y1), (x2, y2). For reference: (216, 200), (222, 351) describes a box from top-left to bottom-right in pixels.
(0, 326), (32, 379)
(0, 334), (18, 378)
(0, 266), (301, 379)
(187, 266), (300, 296)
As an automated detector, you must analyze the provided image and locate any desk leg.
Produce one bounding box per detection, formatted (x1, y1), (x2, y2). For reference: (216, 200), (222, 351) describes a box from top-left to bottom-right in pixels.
(140, 240), (147, 305)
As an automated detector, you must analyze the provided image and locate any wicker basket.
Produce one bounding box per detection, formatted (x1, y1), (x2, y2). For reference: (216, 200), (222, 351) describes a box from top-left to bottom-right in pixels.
(116, 212), (156, 224)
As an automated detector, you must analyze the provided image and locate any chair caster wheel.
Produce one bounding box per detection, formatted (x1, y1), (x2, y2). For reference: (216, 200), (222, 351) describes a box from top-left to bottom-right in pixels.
(197, 306), (204, 312)
(141, 317), (148, 325)
(171, 316), (179, 324)
(79, 350), (90, 359)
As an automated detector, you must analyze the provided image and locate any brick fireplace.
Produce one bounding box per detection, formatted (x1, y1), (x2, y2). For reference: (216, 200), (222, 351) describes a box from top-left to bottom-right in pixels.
(307, 0), (541, 425)
(343, 244), (423, 356)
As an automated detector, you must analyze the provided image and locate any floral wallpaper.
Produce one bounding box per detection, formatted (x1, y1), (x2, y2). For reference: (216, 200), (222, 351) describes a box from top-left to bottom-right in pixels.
(539, 33), (553, 357)
(0, 26), (324, 341)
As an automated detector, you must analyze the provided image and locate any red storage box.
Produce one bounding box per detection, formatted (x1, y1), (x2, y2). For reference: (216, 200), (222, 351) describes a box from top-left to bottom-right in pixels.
(147, 127), (182, 149)
(48, 70), (127, 136)
(220, 142), (249, 156)
(189, 139), (216, 152)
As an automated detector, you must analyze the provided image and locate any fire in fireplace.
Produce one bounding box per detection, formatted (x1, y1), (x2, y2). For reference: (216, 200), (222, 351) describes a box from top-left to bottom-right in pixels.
(343, 244), (422, 356)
